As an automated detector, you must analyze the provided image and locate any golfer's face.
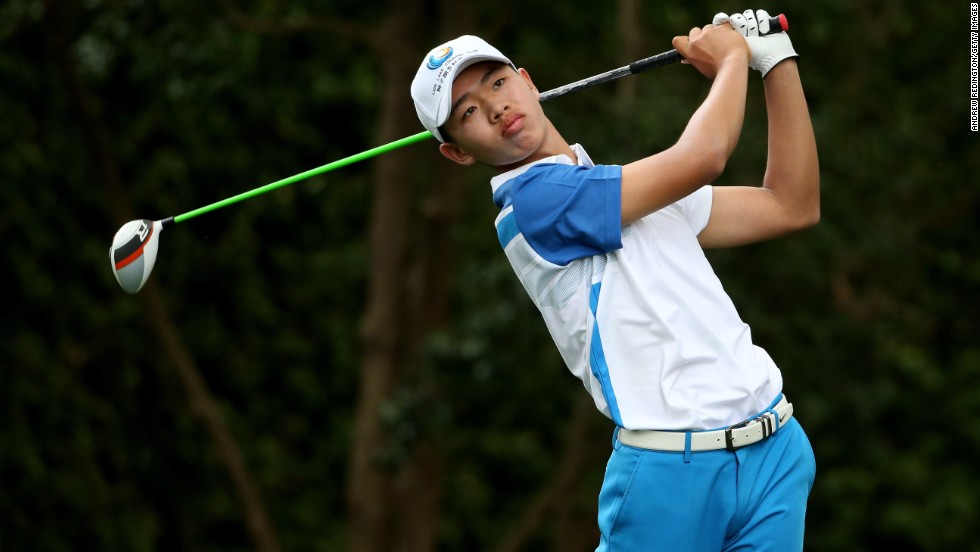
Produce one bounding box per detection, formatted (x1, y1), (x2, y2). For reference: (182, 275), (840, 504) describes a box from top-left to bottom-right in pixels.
(443, 62), (547, 167)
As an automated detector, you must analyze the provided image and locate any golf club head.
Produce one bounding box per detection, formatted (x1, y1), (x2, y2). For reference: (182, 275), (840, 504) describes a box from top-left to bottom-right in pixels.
(110, 219), (163, 294)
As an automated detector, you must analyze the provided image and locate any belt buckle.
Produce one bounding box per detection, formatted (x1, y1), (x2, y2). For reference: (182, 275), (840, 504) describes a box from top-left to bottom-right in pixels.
(724, 412), (775, 452)
(724, 419), (751, 452)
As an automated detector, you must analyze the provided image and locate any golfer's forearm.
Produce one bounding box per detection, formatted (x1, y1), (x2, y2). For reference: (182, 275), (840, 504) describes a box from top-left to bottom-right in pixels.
(620, 58), (748, 224)
(678, 60), (748, 175)
(763, 61), (820, 224)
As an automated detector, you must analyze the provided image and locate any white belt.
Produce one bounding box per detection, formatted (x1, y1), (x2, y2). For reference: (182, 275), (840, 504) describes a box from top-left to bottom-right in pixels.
(618, 397), (793, 453)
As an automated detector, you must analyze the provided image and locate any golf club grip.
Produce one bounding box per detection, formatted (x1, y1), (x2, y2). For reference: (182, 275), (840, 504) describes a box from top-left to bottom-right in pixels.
(628, 14), (788, 75)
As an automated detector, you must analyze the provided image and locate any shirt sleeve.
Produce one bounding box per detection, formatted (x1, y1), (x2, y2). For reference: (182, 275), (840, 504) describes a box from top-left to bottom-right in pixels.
(511, 163), (623, 265)
(674, 185), (714, 234)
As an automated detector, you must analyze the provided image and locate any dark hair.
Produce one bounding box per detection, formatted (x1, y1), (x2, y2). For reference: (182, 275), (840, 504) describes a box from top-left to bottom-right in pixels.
(437, 125), (455, 144)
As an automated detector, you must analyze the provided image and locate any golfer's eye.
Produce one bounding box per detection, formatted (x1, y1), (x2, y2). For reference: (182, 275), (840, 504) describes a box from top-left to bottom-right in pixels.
(493, 78), (504, 90)
(461, 106), (476, 120)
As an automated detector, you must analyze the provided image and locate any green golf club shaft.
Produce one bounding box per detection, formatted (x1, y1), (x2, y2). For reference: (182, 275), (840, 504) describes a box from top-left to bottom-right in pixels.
(167, 130), (433, 225)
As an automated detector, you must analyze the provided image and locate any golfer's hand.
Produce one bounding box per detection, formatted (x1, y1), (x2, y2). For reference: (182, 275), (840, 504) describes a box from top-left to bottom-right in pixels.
(672, 24), (749, 80)
(713, 9), (798, 78)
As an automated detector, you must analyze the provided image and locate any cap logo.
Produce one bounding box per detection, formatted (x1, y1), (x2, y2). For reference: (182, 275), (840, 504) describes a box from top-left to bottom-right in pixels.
(426, 46), (453, 70)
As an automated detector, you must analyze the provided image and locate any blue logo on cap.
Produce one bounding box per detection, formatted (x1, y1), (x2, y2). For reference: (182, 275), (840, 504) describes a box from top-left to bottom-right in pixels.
(427, 46), (453, 70)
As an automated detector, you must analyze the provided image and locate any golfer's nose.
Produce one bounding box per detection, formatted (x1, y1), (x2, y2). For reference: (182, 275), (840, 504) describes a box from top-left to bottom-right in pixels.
(489, 101), (509, 121)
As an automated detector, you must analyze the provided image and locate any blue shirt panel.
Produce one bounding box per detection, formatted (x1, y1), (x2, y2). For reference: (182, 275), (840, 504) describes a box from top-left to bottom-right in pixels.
(508, 163), (623, 266)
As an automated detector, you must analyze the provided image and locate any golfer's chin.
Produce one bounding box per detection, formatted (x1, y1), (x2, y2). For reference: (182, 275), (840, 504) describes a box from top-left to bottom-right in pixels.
(489, 136), (552, 172)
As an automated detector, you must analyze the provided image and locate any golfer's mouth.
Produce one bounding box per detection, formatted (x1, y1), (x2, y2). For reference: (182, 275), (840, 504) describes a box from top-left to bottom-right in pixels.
(502, 114), (524, 137)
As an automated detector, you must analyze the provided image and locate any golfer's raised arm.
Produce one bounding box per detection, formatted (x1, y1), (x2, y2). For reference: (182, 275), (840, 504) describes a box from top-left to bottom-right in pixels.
(620, 24), (749, 226)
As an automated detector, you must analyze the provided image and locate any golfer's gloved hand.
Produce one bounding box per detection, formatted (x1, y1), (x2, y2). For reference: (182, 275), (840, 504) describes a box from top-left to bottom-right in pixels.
(713, 9), (797, 78)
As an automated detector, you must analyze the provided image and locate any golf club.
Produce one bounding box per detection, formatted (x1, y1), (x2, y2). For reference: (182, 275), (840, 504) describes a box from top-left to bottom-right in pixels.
(110, 14), (787, 294)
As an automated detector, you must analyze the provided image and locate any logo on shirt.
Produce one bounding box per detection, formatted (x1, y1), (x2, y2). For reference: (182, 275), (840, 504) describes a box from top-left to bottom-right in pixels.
(427, 46), (453, 69)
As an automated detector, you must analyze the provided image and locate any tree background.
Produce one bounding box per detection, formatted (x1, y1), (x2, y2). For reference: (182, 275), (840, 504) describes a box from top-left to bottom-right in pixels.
(2, 0), (977, 550)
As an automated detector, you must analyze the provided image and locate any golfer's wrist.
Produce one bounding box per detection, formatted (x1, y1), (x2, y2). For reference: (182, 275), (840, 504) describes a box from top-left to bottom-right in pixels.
(761, 57), (798, 82)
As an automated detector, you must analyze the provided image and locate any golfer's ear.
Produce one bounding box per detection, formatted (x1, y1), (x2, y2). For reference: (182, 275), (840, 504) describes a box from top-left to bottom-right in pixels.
(517, 67), (539, 95)
(439, 142), (476, 165)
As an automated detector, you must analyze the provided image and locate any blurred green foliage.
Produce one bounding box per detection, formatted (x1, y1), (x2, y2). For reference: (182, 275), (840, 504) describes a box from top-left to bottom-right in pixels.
(1, 0), (977, 550)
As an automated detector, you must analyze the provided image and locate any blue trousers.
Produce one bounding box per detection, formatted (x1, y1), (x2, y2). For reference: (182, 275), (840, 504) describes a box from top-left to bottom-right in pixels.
(596, 416), (816, 551)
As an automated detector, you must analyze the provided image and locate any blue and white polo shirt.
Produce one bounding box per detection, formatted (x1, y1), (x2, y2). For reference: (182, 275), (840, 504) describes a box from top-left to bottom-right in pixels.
(490, 144), (783, 430)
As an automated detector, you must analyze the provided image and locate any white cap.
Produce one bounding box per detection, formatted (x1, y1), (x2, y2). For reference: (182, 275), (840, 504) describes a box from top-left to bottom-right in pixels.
(410, 35), (513, 142)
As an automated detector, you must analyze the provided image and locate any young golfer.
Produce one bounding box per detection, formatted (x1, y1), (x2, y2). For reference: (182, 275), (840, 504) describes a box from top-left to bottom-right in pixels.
(411, 9), (818, 550)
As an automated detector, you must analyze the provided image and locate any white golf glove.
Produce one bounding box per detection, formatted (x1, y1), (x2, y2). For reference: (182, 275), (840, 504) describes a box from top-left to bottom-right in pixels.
(713, 9), (798, 78)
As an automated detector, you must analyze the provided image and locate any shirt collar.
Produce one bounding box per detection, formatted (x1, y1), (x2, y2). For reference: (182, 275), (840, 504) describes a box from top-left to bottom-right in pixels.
(489, 143), (594, 195)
